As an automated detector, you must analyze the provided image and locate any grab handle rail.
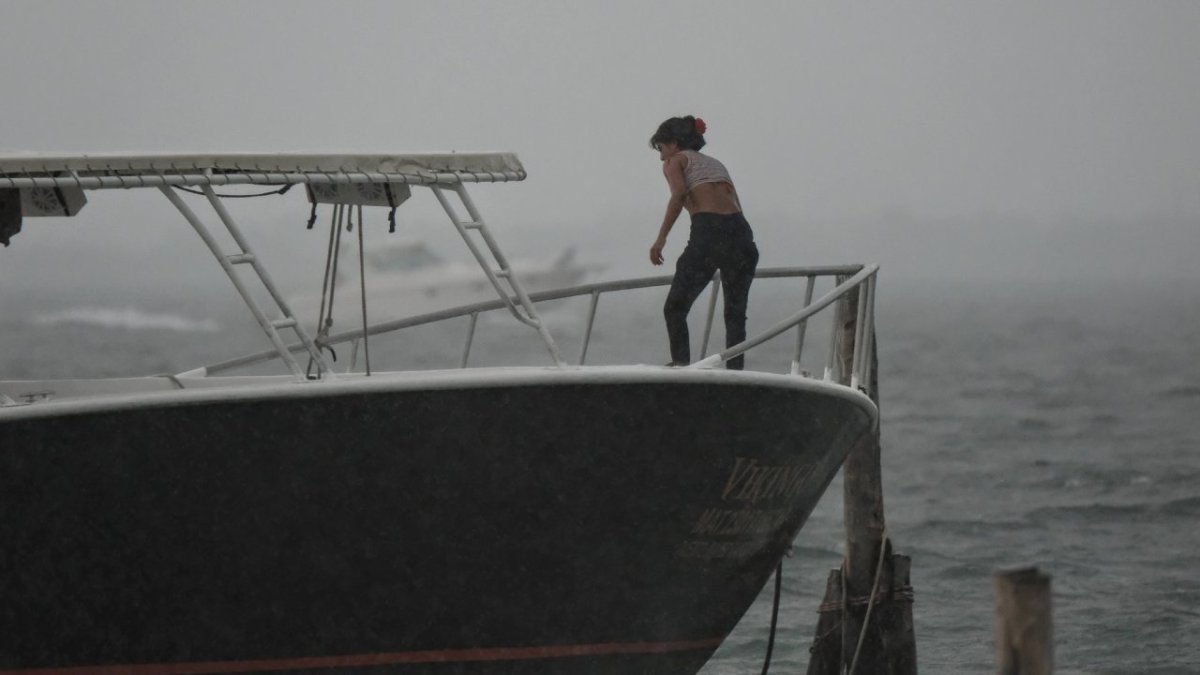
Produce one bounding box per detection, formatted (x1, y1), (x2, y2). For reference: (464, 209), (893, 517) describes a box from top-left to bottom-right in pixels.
(692, 265), (878, 389)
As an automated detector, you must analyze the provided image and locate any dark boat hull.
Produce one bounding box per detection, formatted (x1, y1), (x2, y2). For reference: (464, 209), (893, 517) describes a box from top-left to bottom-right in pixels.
(0, 370), (874, 674)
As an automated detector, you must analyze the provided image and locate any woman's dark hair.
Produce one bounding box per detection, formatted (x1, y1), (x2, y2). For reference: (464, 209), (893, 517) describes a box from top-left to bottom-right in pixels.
(649, 115), (706, 151)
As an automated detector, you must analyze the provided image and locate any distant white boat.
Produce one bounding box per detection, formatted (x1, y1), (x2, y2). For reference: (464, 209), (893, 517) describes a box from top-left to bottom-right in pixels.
(288, 239), (598, 329)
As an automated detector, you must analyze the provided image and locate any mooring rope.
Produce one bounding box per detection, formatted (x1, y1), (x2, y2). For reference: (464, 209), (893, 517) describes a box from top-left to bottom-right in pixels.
(759, 560), (783, 675)
(844, 527), (890, 675)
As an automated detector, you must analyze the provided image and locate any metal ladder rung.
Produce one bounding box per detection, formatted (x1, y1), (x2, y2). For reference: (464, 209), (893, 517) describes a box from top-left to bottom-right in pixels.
(160, 184), (333, 381)
(430, 182), (565, 367)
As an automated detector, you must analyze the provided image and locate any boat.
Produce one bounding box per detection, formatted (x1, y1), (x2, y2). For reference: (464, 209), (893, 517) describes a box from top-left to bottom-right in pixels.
(0, 152), (880, 675)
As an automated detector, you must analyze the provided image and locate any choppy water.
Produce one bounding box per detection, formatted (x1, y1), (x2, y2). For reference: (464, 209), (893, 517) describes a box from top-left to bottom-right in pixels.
(3, 276), (1198, 674)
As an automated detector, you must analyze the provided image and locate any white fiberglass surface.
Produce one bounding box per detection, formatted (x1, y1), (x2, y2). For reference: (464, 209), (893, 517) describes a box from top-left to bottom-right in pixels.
(0, 365), (876, 426)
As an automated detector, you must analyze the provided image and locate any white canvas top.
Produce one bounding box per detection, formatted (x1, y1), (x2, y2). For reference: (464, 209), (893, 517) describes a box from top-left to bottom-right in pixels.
(0, 152), (526, 188)
(0, 152), (524, 175)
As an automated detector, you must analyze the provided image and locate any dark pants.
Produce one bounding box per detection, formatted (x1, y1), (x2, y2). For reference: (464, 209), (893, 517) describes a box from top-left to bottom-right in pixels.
(664, 212), (759, 369)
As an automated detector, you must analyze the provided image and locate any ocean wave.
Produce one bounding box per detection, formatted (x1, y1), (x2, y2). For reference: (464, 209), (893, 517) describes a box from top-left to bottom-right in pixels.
(1017, 416), (1055, 431)
(1027, 495), (1200, 523)
(1161, 384), (1200, 399)
(1161, 495), (1200, 514)
(1027, 502), (1148, 522)
(910, 518), (1032, 536)
(31, 307), (220, 333)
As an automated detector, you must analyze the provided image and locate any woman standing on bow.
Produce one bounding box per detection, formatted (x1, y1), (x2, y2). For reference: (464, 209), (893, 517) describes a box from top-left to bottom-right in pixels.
(649, 115), (759, 370)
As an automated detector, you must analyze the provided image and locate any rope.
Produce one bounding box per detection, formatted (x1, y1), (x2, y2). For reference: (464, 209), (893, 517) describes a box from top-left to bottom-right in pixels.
(356, 204), (371, 376)
(845, 528), (890, 675)
(328, 205), (344, 330)
(314, 205), (338, 333)
(817, 584), (913, 613)
(306, 204), (343, 377)
(305, 185), (319, 229)
(384, 183), (398, 232)
(759, 561), (783, 675)
(172, 184), (293, 198)
(839, 555), (848, 674)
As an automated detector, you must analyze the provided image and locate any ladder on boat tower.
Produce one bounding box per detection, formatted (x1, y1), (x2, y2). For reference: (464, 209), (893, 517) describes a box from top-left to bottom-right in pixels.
(430, 183), (566, 367)
(161, 184), (333, 380)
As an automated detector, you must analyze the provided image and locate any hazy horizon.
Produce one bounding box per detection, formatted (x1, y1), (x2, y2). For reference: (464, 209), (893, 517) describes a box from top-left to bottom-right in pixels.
(2, 1), (1198, 300)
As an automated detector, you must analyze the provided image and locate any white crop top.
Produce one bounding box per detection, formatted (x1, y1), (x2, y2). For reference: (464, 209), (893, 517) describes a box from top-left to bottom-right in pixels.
(680, 150), (733, 191)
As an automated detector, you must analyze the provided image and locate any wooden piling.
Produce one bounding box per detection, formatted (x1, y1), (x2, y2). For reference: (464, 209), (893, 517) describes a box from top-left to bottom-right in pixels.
(994, 566), (1053, 675)
(807, 276), (917, 675)
(806, 569), (844, 673)
(806, 553), (917, 675)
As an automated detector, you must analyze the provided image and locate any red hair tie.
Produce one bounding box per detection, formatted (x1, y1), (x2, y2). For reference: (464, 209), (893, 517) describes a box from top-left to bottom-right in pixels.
(694, 118), (707, 135)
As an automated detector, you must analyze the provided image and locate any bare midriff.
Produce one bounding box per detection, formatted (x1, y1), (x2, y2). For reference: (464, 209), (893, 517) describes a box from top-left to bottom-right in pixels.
(684, 181), (742, 215)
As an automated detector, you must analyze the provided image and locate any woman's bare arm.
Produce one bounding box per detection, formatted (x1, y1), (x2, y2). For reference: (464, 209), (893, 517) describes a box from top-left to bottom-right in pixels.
(650, 155), (689, 265)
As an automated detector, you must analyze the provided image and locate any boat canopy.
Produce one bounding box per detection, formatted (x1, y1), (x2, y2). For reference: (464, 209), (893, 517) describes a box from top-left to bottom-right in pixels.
(0, 150), (562, 375)
(0, 152), (526, 192)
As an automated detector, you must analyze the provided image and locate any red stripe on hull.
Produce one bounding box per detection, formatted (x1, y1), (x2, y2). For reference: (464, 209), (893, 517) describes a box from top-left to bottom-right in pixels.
(0, 637), (725, 675)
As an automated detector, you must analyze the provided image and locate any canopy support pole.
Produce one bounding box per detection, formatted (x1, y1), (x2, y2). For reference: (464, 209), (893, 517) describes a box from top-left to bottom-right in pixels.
(429, 184), (566, 367)
(160, 185), (332, 380)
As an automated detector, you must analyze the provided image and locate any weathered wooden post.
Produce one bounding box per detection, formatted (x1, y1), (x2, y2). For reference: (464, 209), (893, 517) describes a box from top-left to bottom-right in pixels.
(807, 275), (917, 675)
(994, 567), (1053, 675)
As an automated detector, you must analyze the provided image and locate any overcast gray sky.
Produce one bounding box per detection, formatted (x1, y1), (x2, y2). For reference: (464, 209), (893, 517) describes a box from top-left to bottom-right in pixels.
(1, 0), (1197, 292)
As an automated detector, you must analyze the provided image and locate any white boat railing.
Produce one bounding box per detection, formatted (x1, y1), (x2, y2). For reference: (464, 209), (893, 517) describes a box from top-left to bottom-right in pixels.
(198, 264), (879, 395)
